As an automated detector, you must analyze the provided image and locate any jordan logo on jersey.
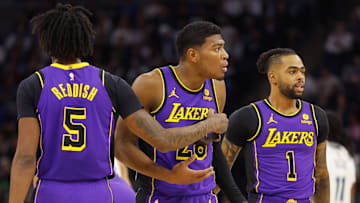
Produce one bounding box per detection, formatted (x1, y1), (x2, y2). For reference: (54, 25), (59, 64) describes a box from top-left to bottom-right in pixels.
(169, 88), (179, 98)
(267, 113), (278, 124)
(301, 113), (312, 125)
(203, 88), (213, 101)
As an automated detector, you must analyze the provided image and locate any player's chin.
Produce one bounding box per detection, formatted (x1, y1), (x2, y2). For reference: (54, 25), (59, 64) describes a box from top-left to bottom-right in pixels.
(215, 73), (225, 80)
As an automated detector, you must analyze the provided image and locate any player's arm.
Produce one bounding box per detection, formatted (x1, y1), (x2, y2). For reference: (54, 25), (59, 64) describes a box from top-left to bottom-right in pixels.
(313, 106), (330, 203)
(9, 75), (41, 203)
(122, 71), (227, 152)
(210, 80), (247, 202)
(222, 104), (259, 167)
(115, 117), (214, 184)
(10, 118), (40, 203)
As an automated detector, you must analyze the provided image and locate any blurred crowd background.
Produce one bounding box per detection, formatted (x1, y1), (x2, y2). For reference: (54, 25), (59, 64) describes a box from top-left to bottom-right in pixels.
(1, 0), (360, 202)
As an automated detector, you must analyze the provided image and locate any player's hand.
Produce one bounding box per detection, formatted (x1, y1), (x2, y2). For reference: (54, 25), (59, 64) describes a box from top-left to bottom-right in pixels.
(168, 155), (214, 184)
(206, 109), (228, 134)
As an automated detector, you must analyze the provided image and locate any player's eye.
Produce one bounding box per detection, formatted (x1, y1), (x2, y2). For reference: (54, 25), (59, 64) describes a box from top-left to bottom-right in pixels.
(215, 47), (220, 52)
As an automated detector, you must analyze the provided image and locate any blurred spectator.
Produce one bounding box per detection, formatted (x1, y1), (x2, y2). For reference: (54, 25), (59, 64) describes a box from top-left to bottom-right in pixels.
(324, 22), (354, 74)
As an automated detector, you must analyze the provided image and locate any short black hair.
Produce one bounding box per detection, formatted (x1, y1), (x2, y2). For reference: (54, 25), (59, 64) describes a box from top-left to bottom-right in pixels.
(256, 48), (297, 74)
(176, 21), (221, 59)
(30, 3), (96, 60)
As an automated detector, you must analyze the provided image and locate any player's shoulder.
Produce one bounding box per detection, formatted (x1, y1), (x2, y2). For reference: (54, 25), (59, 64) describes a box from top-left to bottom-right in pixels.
(19, 71), (43, 88)
(230, 103), (258, 120)
(132, 68), (163, 89)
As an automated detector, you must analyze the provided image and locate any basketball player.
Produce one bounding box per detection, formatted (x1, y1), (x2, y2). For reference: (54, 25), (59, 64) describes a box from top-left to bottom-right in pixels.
(9, 5), (228, 203)
(222, 48), (330, 203)
(116, 21), (246, 203)
(326, 111), (356, 203)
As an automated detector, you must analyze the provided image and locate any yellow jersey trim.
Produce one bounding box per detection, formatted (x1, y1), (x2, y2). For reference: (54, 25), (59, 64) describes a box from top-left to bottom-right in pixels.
(151, 68), (165, 114)
(34, 179), (42, 203)
(108, 112), (114, 176)
(211, 79), (220, 113)
(51, 62), (90, 70)
(102, 69), (105, 86)
(169, 65), (204, 92)
(254, 140), (260, 193)
(106, 177), (114, 203)
(264, 99), (302, 117)
(35, 71), (44, 88)
(259, 193), (264, 203)
(36, 111), (44, 176)
(148, 147), (157, 203)
(310, 104), (318, 193)
(247, 103), (261, 142)
(310, 104), (319, 136)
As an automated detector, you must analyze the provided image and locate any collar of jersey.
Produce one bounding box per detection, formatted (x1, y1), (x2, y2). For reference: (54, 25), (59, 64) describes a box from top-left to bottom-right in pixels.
(51, 62), (90, 70)
(264, 98), (302, 117)
(169, 65), (204, 93)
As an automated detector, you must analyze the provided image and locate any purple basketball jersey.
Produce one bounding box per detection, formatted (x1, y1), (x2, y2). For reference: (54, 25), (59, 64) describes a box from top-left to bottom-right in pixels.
(36, 63), (115, 181)
(250, 99), (317, 200)
(140, 66), (219, 201)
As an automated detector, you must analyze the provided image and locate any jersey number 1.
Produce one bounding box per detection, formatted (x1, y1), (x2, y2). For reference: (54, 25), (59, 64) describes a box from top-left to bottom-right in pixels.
(286, 151), (297, 181)
(62, 107), (86, 151)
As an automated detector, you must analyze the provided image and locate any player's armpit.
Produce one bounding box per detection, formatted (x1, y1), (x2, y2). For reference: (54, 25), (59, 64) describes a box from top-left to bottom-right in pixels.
(221, 137), (242, 168)
(313, 141), (330, 203)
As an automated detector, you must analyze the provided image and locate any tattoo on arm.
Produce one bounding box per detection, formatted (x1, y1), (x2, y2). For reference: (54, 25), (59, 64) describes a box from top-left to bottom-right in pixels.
(126, 109), (210, 151)
(314, 142), (330, 203)
(221, 138), (241, 168)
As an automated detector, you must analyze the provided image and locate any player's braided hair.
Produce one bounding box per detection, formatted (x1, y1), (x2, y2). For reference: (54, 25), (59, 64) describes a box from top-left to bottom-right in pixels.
(30, 3), (95, 60)
(256, 48), (296, 74)
(176, 21), (221, 59)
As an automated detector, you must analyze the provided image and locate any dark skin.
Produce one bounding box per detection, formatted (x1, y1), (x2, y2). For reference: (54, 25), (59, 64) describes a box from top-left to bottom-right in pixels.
(116, 34), (230, 185)
(222, 54), (329, 202)
(9, 57), (228, 203)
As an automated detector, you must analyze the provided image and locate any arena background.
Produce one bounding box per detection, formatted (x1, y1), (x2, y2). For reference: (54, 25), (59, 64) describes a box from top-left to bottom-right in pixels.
(1, 0), (360, 202)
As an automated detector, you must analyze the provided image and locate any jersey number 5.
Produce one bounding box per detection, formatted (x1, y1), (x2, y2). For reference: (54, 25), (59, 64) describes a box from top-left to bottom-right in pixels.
(62, 107), (86, 151)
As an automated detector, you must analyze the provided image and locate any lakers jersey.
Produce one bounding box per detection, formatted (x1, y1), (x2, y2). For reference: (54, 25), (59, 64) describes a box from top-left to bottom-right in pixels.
(36, 63), (115, 181)
(247, 99), (318, 200)
(137, 66), (219, 199)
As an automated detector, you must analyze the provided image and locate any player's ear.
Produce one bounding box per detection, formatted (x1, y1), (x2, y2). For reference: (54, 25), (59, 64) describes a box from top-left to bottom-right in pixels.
(268, 71), (277, 85)
(187, 48), (199, 63)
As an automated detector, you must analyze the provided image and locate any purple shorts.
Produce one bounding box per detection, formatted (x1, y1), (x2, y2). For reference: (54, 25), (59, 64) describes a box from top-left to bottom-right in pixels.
(34, 176), (135, 203)
(249, 193), (311, 203)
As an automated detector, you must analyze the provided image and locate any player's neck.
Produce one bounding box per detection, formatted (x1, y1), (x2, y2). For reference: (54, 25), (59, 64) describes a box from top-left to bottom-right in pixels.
(268, 89), (298, 115)
(173, 62), (206, 91)
(52, 57), (82, 65)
